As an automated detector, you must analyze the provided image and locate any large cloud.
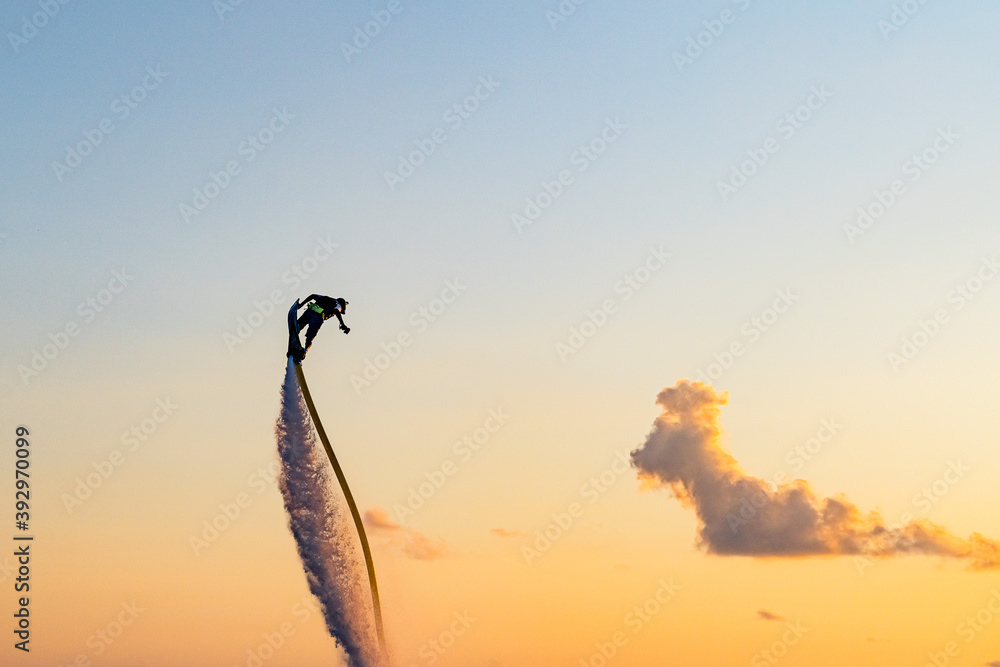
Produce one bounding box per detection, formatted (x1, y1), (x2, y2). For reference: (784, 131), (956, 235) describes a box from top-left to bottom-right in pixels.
(630, 381), (999, 569)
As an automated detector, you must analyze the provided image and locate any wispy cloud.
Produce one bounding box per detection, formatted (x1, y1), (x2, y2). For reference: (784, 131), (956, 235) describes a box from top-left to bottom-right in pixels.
(756, 609), (785, 622)
(490, 528), (521, 538)
(365, 508), (451, 561)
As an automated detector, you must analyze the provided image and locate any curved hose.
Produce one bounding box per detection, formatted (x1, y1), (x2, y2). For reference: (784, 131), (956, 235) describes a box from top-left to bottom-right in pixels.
(294, 363), (388, 658)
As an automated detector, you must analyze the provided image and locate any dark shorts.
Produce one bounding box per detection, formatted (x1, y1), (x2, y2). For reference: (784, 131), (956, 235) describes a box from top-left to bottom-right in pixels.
(297, 310), (324, 346)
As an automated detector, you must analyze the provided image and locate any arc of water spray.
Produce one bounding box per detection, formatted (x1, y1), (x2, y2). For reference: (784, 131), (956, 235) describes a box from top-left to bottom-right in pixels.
(294, 363), (388, 658)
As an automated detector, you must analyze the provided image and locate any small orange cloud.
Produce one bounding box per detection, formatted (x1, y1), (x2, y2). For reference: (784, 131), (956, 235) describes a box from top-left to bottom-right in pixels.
(490, 528), (521, 538)
(756, 609), (785, 622)
(364, 508), (402, 531)
(401, 532), (451, 560)
(365, 507), (451, 561)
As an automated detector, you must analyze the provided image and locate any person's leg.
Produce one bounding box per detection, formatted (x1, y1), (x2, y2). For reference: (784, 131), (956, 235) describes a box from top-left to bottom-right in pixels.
(303, 312), (324, 350)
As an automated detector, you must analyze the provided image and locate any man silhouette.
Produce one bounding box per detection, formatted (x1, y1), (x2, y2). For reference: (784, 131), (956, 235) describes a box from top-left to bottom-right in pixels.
(297, 294), (349, 356)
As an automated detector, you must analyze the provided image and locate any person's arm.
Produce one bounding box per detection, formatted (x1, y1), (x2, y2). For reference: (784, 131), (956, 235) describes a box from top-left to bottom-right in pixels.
(299, 295), (318, 311)
(333, 311), (350, 333)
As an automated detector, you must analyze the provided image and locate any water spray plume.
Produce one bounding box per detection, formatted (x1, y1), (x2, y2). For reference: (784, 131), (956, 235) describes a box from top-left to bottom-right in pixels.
(276, 358), (389, 666)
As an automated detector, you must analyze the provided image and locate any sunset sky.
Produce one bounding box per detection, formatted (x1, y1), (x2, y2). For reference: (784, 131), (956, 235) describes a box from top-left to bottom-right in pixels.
(3, 1), (1000, 665)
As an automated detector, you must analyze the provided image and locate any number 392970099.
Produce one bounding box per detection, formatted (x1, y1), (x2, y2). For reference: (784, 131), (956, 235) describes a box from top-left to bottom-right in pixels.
(15, 426), (30, 529)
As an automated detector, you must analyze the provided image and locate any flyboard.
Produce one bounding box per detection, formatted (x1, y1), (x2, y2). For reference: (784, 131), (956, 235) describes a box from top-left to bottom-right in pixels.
(287, 300), (306, 363)
(286, 300), (388, 658)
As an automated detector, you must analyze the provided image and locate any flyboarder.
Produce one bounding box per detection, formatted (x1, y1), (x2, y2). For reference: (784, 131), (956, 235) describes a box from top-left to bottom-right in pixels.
(287, 295), (349, 363)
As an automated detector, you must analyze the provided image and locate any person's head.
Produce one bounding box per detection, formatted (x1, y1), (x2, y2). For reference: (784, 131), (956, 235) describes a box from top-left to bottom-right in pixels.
(337, 297), (348, 313)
